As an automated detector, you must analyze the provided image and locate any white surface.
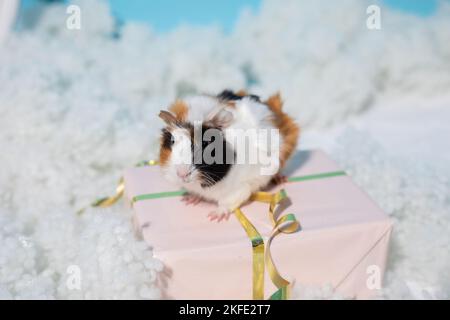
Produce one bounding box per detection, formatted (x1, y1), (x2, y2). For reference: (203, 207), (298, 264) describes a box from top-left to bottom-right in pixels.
(0, 0), (449, 299)
(0, 0), (18, 44)
(304, 102), (450, 168)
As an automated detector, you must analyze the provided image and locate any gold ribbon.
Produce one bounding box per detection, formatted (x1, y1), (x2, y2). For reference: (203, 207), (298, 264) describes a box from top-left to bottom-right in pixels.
(234, 189), (300, 300)
(234, 207), (265, 300)
(77, 160), (158, 215)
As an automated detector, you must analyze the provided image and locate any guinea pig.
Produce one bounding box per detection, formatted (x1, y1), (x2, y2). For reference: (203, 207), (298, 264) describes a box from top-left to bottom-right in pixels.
(158, 90), (300, 221)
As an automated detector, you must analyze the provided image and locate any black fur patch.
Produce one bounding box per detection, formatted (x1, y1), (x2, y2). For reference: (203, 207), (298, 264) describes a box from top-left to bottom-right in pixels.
(192, 125), (235, 188)
(161, 128), (174, 149)
(217, 90), (260, 102)
(217, 90), (243, 101)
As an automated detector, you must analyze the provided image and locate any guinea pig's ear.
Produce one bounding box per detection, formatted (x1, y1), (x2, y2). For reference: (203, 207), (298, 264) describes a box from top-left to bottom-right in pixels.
(206, 107), (234, 129)
(159, 110), (178, 126)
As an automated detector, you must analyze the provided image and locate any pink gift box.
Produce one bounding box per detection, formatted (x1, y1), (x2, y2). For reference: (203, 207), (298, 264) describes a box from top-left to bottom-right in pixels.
(124, 150), (393, 299)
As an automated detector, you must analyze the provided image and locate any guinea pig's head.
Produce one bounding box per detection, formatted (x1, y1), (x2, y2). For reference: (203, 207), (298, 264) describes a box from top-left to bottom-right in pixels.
(158, 107), (235, 189)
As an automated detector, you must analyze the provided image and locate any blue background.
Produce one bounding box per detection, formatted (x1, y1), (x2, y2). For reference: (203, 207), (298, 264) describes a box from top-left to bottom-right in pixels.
(20, 0), (440, 33)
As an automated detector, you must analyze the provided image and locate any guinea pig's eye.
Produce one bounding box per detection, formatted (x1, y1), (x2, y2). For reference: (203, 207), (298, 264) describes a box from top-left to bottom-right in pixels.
(162, 129), (175, 149)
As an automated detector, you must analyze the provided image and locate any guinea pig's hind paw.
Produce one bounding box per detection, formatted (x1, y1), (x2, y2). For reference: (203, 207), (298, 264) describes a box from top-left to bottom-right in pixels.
(181, 193), (203, 206)
(207, 208), (232, 222)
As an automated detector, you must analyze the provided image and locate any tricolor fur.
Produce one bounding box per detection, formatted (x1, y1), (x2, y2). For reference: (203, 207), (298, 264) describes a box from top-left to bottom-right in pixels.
(159, 90), (300, 213)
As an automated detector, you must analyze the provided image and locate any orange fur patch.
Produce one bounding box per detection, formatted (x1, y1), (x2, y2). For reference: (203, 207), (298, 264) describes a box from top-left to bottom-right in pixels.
(159, 126), (172, 166)
(265, 93), (283, 113)
(265, 93), (300, 169)
(169, 100), (189, 122)
(236, 90), (248, 97)
(159, 144), (171, 166)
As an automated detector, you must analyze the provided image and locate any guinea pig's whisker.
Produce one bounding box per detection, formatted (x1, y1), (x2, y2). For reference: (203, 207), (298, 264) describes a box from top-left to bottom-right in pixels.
(202, 174), (215, 183)
(203, 171), (228, 179)
(195, 165), (229, 174)
(204, 172), (222, 179)
(200, 173), (216, 187)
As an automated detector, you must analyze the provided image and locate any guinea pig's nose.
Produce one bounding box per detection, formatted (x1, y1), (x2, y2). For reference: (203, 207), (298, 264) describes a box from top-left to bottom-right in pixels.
(176, 168), (190, 179)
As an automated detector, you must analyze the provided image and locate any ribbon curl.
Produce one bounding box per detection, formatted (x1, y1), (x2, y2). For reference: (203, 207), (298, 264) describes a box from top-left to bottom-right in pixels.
(233, 207), (265, 300)
(234, 189), (300, 300)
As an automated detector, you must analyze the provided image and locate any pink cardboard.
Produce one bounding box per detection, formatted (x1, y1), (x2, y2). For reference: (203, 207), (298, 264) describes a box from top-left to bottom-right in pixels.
(124, 150), (393, 299)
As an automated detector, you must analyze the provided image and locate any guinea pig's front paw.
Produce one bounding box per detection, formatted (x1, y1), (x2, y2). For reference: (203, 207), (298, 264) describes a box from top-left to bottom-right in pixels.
(207, 207), (232, 222)
(181, 193), (204, 206)
(270, 173), (288, 186)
